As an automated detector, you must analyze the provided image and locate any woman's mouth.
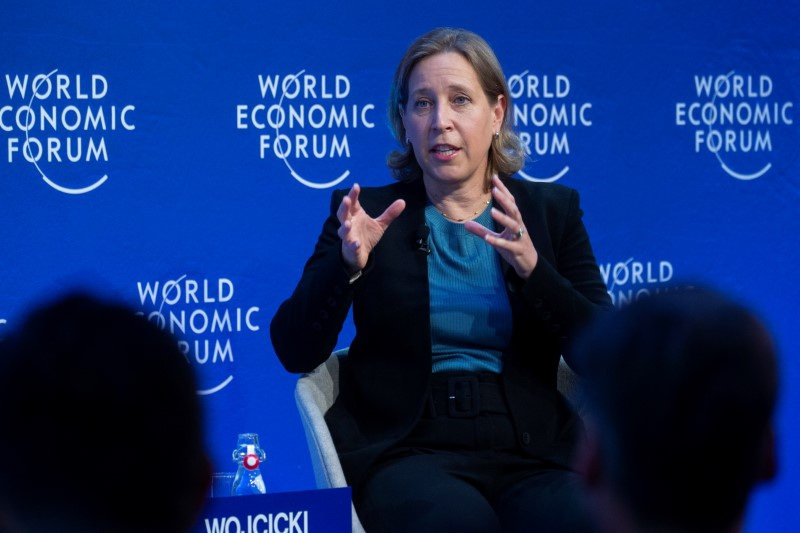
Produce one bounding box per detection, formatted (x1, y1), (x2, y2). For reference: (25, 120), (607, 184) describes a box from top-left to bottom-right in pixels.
(430, 144), (459, 158)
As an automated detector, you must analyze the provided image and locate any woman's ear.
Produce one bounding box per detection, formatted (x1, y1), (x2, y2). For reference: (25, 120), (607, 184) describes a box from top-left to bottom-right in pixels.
(493, 94), (506, 133)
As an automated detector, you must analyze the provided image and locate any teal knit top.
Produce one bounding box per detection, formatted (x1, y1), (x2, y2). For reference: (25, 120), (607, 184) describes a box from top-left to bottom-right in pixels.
(425, 202), (512, 374)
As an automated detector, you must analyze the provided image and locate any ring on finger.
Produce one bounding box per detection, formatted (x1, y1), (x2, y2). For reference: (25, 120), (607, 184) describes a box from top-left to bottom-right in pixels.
(517, 227), (525, 239)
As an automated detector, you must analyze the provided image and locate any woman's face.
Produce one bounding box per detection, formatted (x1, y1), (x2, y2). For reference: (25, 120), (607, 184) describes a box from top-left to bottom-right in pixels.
(401, 51), (504, 189)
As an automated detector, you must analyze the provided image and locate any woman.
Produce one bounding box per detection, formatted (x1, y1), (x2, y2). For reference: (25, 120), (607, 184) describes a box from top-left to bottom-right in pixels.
(271, 27), (611, 532)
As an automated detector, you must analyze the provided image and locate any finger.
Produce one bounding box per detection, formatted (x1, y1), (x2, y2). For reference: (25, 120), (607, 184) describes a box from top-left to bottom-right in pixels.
(490, 207), (524, 235)
(348, 182), (361, 203)
(483, 232), (517, 250)
(340, 237), (362, 271)
(492, 188), (520, 222)
(376, 199), (406, 228)
(337, 218), (352, 240)
(464, 220), (492, 239)
(492, 174), (517, 200)
(336, 195), (352, 223)
(337, 182), (363, 223)
(343, 183), (361, 216)
(492, 173), (508, 193)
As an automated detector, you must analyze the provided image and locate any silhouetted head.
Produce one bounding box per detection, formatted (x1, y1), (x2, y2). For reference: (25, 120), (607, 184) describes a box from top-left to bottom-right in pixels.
(571, 287), (778, 532)
(0, 292), (210, 532)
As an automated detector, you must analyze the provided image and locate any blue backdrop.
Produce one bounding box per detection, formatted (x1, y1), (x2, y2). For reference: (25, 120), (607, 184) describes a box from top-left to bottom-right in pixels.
(2, 2), (798, 530)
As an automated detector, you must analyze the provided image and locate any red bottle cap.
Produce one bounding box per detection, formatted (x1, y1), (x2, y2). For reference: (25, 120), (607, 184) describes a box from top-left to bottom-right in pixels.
(243, 453), (260, 470)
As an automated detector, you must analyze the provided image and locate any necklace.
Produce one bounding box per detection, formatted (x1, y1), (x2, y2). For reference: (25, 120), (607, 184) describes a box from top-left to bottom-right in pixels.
(438, 198), (491, 222)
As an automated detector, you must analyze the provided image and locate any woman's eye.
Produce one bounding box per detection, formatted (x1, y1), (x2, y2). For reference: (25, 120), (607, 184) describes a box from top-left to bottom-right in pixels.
(454, 96), (469, 105)
(415, 99), (431, 109)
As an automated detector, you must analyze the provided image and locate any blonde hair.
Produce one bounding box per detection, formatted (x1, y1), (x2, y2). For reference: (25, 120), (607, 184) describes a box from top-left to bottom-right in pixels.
(386, 27), (525, 187)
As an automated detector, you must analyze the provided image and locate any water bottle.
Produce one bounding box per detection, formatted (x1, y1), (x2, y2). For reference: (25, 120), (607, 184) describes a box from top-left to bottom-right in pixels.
(231, 432), (267, 495)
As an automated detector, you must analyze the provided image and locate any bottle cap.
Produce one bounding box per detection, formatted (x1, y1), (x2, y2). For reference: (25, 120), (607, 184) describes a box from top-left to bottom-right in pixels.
(243, 453), (260, 470)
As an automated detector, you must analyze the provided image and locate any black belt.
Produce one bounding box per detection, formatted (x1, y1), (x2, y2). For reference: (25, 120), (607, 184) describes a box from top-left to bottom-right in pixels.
(427, 373), (508, 418)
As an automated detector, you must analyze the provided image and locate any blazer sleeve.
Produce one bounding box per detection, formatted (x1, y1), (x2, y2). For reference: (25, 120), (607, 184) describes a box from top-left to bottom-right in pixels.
(269, 189), (355, 374)
(515, 186), (612, 356)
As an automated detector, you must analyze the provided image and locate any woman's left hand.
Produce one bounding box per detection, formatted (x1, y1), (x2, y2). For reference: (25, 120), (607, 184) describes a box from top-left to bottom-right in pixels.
(465, 174), (538, 279)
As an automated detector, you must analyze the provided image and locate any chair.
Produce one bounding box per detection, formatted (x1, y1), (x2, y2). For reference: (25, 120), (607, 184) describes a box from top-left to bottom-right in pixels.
(295, 348), (366, 533)
(294, 348), (583, 533)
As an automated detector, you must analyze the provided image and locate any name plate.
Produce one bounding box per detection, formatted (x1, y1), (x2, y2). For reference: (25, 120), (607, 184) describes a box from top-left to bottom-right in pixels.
(191, 487), (352, 533)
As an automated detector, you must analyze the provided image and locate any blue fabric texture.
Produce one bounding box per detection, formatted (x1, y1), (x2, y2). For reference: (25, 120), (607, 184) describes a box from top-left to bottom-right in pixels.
(425, 203), (512, 374)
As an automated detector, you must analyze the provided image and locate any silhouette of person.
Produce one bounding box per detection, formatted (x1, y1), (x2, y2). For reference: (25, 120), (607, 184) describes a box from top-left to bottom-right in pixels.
(0, 292), (211, 532)
(570, 287), (779, 533)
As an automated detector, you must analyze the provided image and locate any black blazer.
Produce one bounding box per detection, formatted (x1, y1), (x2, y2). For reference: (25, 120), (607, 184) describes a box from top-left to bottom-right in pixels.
(270, 176), (612, 487)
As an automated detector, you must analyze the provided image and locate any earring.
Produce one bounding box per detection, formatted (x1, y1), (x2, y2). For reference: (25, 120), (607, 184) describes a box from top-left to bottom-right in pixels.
(493, 131), (500, 139)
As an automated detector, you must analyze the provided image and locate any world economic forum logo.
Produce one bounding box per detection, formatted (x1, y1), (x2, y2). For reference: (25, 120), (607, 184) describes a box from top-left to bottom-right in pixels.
(135, 275), (261, 396)
(675, 71), (795, 180)
(2, 69), (135, 194)
(236, 69), (377, 189)
(507, 71), (593, 183)
(600, 256), (680, 308)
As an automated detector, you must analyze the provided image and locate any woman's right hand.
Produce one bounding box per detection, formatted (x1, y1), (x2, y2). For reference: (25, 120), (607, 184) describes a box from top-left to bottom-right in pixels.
(337, 183), (406, 273)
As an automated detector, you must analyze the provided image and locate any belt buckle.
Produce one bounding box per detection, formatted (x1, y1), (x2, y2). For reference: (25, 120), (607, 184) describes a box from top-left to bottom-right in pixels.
(447, 376), (480, 418)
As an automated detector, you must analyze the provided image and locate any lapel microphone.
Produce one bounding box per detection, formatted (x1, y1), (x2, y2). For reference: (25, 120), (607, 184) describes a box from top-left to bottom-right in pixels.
(415, 224), (431, 255)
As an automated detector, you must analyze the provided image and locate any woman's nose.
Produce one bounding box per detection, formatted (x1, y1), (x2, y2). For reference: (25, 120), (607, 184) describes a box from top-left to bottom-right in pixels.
(431, 104), (453, 131)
